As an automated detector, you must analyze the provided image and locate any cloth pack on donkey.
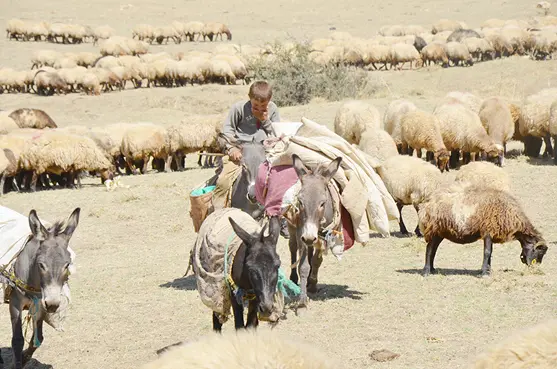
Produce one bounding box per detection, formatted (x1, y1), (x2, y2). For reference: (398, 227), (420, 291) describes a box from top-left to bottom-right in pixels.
(0, 206), (76, 332)
(189, 207), (300, 324)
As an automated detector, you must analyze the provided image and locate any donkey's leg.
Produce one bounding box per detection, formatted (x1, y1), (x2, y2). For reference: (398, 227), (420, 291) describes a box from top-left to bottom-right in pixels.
(230, 292), (245, 330)
(308, 246), (323, 293)
(297, 243), (310, 307)
(288, 225), (299, 284)
(10, 304), (24, 369)
(212, 312), (222, 332)
(22, 319), (44, 366)
(245, 300), (259, 328)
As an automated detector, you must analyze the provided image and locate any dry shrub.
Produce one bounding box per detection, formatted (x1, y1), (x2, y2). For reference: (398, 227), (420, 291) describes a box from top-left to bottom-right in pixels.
(248, 40), (379, 106)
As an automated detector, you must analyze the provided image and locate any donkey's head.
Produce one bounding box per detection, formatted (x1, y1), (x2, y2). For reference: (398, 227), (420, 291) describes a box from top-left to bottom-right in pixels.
(229, 216), (281, 316)
(292, 154), (342, 246)
(239, 138), (266, 203)
(28, 208), (80, 313)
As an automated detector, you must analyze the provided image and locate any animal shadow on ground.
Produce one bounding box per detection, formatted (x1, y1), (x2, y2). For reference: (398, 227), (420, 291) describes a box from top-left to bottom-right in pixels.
(396, 268), (483, 277)
(0, 348), (52, 369)
(309, 284), (366, 301)
(525, 156), (555, 166)
(159, 274), (197, 291)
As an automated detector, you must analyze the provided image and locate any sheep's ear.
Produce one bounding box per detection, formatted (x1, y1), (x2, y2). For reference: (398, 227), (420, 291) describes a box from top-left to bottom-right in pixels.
(292, 154), (309, 179)
(29, 210), (49, 241)
(317, 157), (342, 182)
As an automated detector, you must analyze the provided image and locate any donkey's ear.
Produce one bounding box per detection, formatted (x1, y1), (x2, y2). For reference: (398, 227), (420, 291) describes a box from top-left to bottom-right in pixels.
(229, 217), (255, 246)
(28, 209), (49, 241)
(218, 133), (240, 149)
(318, 157), (342, 182)
(62, 207), (81, 243)
(292, 154), (309, 179)
(265, 216), (281, 246)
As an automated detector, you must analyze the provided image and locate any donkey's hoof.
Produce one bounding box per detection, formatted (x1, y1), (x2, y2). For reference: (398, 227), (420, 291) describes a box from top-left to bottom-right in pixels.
(307, 282), (318, 294)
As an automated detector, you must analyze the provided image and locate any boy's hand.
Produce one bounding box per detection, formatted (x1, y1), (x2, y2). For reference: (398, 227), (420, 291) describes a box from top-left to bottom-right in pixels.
(228, 147), (242, 164)
(252, 106), (269, 122)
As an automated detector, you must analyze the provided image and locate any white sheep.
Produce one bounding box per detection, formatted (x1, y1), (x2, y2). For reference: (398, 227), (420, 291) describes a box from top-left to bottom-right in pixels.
(358, 128), (399, 164)
(202, 22), (232, 41)
(454, 161), (510, 192)
(388, 43), (422, 70)
(377, 154), (450, 236)
(384, 98), (418, 151)
(333, 100), (382, 145)
(478, 96), (515, 163)
(0, 112), (19, 134)
(420, 43), (449, 67)
(445, 41), (474, 66)
(142, 329), (337, 369)
(184, 21), (205, 41)
(400, 110), (451, 171)
(93, 25), (114, 45)
(431, 19), (467, 34)
(518, 88), (557, 157)
(433, 102), (504, 168)
(473, 318), (557, 369)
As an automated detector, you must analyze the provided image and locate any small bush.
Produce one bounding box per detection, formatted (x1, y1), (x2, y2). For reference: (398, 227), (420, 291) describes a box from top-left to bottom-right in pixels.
(247, 40), (378, 106)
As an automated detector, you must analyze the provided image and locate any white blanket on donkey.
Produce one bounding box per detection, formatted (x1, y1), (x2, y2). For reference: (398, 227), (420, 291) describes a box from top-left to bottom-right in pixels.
(267, 117), (399, 244)
(0, 206), (75, 331)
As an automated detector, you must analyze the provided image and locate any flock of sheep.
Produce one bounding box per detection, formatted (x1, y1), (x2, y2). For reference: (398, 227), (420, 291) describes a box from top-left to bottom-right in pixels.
(307, 15), (557, 69)
(0, 108), (223, 195)
(5, 19), (232, 45)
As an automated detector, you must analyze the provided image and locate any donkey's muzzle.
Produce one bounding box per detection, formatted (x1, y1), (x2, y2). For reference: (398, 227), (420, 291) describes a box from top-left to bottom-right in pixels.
(44, 299), (60, 313)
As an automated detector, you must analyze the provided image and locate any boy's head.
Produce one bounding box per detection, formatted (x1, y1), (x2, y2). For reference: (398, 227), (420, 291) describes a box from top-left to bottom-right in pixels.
(249, 81), (272, 115)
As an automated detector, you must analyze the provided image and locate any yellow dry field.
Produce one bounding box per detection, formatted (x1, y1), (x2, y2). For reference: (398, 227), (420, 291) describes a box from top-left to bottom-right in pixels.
(1, 0), (557, 368)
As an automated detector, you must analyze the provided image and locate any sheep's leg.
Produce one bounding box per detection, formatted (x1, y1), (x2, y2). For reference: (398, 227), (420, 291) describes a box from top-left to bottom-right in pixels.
(543, 134), (553, 157)
(288, 225), (299, 285)
(481, 235), (493, 277)
(426, 151), (434, 162)
(0, 174), (5, 195)
(30, 172), (39, 192)
(416, 148), (422, 159)
(397, 202), (409, 235)
(164, 156), (172, 173)
(413, 204), (422, 237)
(423, 235), (443, 276)
(141, 158), (149, 174)
(450, 149), (460, 168)
(307, 245), (323, 293)
(230, 291), (245, 329)
(462, 152), (471, 165)
(552, 136), (557, 165)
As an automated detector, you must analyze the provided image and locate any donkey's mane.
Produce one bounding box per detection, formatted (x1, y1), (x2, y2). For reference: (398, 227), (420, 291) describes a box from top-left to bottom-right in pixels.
(47, 221), (66, 236)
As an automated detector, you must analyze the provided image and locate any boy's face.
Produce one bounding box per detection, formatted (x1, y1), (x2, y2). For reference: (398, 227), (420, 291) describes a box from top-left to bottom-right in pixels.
(250, 98), (270, 121)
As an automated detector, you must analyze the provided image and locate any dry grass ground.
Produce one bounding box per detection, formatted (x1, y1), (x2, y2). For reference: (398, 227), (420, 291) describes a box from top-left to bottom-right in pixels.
(1, 0), (557, 368)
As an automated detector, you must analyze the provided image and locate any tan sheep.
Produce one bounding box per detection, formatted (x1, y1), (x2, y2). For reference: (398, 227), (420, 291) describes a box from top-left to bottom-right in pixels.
(142, 329), (337, 369)
(120, 122), (171, 174)
(333, 100), (382, 144)
(388, 43), (422, 70)
(358, 128), (399, 164)
(9, 108), (57, 129)
(19, 130), (114, 191)
(377, 154), (450, 236)
(434, 102), (503, 168)
(202, 22), (232, 41)
(384, 99), (418, 152)
(445, 41), (474, 66)
(478, 96), (515, 164)
(400, 110), (450, 172)
(431, 19), (467, 34)
(420, 43), (449, 67)
(418, 182), (548, 276)
(454, 161), (510, 193)
(438, 91), (483, 113)
(473, 318), (557, 368)
(518, 88), (557, 157)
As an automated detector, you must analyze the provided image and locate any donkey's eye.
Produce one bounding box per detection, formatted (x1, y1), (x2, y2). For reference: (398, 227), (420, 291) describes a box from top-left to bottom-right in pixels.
(38, 263), (46, 271)
(319, 202), (325, 209)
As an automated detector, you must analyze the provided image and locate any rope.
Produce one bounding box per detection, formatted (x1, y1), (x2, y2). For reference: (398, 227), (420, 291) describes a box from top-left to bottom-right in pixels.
(23, 296), (41, 348)
(277, 268), (301, 299)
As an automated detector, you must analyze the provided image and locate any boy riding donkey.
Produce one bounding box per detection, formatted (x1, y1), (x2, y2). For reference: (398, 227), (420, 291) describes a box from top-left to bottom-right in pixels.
(207, 80), (290, 237)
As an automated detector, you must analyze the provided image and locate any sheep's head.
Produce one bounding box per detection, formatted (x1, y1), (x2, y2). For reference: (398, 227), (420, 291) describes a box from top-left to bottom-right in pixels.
(486, 144), (504, 167)
(519, 237), (548, 266)
(434, 149), (450, 172)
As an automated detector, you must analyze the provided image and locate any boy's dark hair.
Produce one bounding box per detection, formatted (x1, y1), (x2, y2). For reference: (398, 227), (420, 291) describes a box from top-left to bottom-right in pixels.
(248, 80), (273, 101)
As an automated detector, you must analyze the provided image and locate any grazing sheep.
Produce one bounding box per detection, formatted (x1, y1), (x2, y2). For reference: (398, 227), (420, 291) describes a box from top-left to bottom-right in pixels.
(518, 88), (557, 157)
(333, 100), (382, 144)
(358, 128), (399, 164)
(9, 108), (57, 129)
(434, 102), (503, 168)
(388, 43), (422, 70)
(478, 96), (515, 162)
(446, 29), (482, 42)
(120, 122), (171, 174)
(420, 43), (449, 67)
(445, 41), (474, 66)
(473, 318), (557, 369)
(184, 21), (205, 41)
(142, 329), (337, 369)
(364, 43), (391, 70)
(463, 37), (495, 61)
(202, 22), (232, 41)
(93, 25), (114, 45)
(33, 70), (70, 95)
(432, 19), (466, 34)
(400, 110), (451, 171)
(377, 155), (449, 236)
(384, 99), (418, 152)
(413, 36), (427, 52)
(440, 91), (483, 113)
(454, 161), (510, 192)
(418, 183), (548, 276)
(19, 130), (114, 191)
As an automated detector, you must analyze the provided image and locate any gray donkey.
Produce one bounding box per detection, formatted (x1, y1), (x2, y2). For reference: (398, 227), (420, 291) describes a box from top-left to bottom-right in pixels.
(218, 133), (267, 220)
(288, 154), (342, 307)
(3, 207), (80, 369)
